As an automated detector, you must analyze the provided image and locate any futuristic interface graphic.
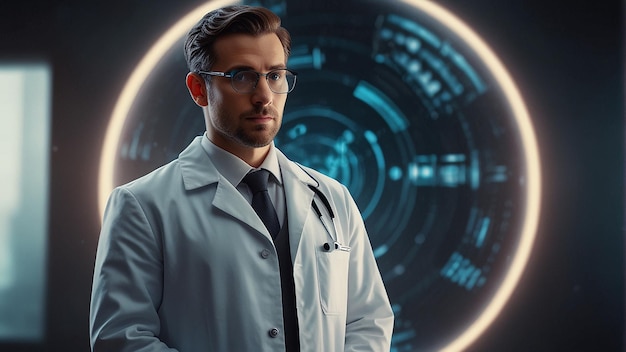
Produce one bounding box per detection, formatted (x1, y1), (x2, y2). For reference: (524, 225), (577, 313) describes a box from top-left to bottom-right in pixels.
(99, 0), (540, 351)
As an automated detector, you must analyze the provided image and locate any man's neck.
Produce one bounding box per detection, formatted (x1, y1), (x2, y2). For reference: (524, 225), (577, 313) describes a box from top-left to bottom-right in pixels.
(204, 132), (271, 168)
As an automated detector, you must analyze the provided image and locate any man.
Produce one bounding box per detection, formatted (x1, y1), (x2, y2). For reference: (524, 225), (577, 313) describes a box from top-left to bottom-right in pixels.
(90, 5), (394, 351)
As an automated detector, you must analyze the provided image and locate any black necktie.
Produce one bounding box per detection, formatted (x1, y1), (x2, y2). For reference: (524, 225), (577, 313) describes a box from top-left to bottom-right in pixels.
(243, 169), (281, 239)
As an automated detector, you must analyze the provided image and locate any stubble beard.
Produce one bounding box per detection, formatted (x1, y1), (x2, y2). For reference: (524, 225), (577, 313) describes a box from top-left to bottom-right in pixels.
(212, 106), (282, 149)
(234, 122), (280, 148)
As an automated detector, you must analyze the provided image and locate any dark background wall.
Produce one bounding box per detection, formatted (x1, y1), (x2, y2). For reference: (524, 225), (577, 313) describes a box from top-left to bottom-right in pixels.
(0, 0), (623, 351)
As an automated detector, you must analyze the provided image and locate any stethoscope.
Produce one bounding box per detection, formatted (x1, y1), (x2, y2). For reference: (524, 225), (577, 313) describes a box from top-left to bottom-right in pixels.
(298, 164), (351, 253)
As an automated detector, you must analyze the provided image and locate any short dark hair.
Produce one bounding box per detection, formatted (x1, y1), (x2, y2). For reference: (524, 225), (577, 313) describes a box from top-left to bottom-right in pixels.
(184, 5), (291, 73)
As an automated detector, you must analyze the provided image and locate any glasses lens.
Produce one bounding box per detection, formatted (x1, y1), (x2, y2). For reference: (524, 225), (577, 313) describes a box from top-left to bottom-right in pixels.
(267, 69), (296, 94)
(230, 69), (296, 94)
(231, 71), (259, 93)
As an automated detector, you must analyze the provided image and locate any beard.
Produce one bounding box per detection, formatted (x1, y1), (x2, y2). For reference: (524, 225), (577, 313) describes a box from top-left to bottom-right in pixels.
(232, 120), (280, 148)
(210, 103), (282, 148)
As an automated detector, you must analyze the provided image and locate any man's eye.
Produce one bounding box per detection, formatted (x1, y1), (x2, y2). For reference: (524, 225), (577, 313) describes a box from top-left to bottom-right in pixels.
(233, 71), (256, 82)
(268, 71), (283, 81)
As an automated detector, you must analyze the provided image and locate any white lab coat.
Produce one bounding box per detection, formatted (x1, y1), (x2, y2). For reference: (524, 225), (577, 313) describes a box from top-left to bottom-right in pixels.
(90, 136), (394, 351)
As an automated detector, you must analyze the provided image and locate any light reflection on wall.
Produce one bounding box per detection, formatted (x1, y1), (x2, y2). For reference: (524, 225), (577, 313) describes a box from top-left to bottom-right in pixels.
(0, 64), (50, 341)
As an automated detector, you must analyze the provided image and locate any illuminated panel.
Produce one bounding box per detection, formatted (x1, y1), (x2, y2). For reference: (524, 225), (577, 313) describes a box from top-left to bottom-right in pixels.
(0, 63), (50, 341)
(99, 0), (541, 351)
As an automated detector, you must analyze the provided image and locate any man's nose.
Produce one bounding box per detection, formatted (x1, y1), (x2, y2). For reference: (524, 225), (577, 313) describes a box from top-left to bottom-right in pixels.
(251, 76), (273, 106)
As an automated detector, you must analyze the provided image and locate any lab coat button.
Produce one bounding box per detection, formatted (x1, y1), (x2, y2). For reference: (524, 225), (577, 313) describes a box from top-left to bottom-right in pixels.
(268, 328), (279, 338)
(260, 249), (271, 259)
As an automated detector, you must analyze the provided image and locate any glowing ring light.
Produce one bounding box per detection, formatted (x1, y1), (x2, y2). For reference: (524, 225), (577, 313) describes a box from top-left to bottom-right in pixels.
(98, 0), (235, 215)
(99, 1), (541, 351)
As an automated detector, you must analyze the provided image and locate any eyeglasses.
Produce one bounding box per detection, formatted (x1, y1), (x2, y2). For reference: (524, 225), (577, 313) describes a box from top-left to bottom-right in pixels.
(198, 68), (297, 94)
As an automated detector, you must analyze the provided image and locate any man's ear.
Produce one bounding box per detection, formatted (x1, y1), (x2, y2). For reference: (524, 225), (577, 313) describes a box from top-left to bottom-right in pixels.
(186, 72), (208, 107)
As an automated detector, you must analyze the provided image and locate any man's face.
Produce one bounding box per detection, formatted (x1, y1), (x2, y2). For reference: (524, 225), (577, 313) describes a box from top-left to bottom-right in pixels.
(204, 33), (288, 156)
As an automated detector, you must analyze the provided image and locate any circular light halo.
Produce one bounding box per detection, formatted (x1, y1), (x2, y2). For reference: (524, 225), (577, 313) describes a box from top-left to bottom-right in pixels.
(98, 0), (236, 216)
(98, 1), (542, 351)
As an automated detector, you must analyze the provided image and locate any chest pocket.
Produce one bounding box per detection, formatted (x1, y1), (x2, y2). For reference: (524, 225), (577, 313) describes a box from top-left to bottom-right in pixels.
(315, 248), (350, 315)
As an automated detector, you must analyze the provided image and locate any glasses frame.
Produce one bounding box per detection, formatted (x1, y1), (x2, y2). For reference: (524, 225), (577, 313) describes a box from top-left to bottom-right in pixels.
(198, 68), (298, 94)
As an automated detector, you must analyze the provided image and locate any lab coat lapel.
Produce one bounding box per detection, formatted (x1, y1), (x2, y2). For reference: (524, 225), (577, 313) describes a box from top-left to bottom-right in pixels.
(277, 150), (317, 261)
(213, 181), (271, 239)
(178, 136), (272, 239)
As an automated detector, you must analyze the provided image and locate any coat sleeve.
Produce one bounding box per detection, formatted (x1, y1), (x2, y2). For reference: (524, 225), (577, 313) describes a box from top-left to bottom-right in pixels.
(89, 187), (178, 352)
(340, 186), (395, 351)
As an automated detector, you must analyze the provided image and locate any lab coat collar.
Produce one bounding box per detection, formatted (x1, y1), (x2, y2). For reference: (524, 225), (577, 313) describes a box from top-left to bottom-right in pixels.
(178, 136), (271, 238)
(178, 136), (319, 191)
(275, 148), (319, 189)
(178, 136), (222, 191)
(177, 136), (320, 247)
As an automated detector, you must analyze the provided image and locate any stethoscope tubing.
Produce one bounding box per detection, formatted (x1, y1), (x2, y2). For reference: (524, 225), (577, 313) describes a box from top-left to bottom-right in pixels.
(297, 163), (350, 252)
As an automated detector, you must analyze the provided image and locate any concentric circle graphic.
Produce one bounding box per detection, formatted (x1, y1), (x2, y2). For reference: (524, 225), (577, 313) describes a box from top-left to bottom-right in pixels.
(99, 1), (541, 351)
